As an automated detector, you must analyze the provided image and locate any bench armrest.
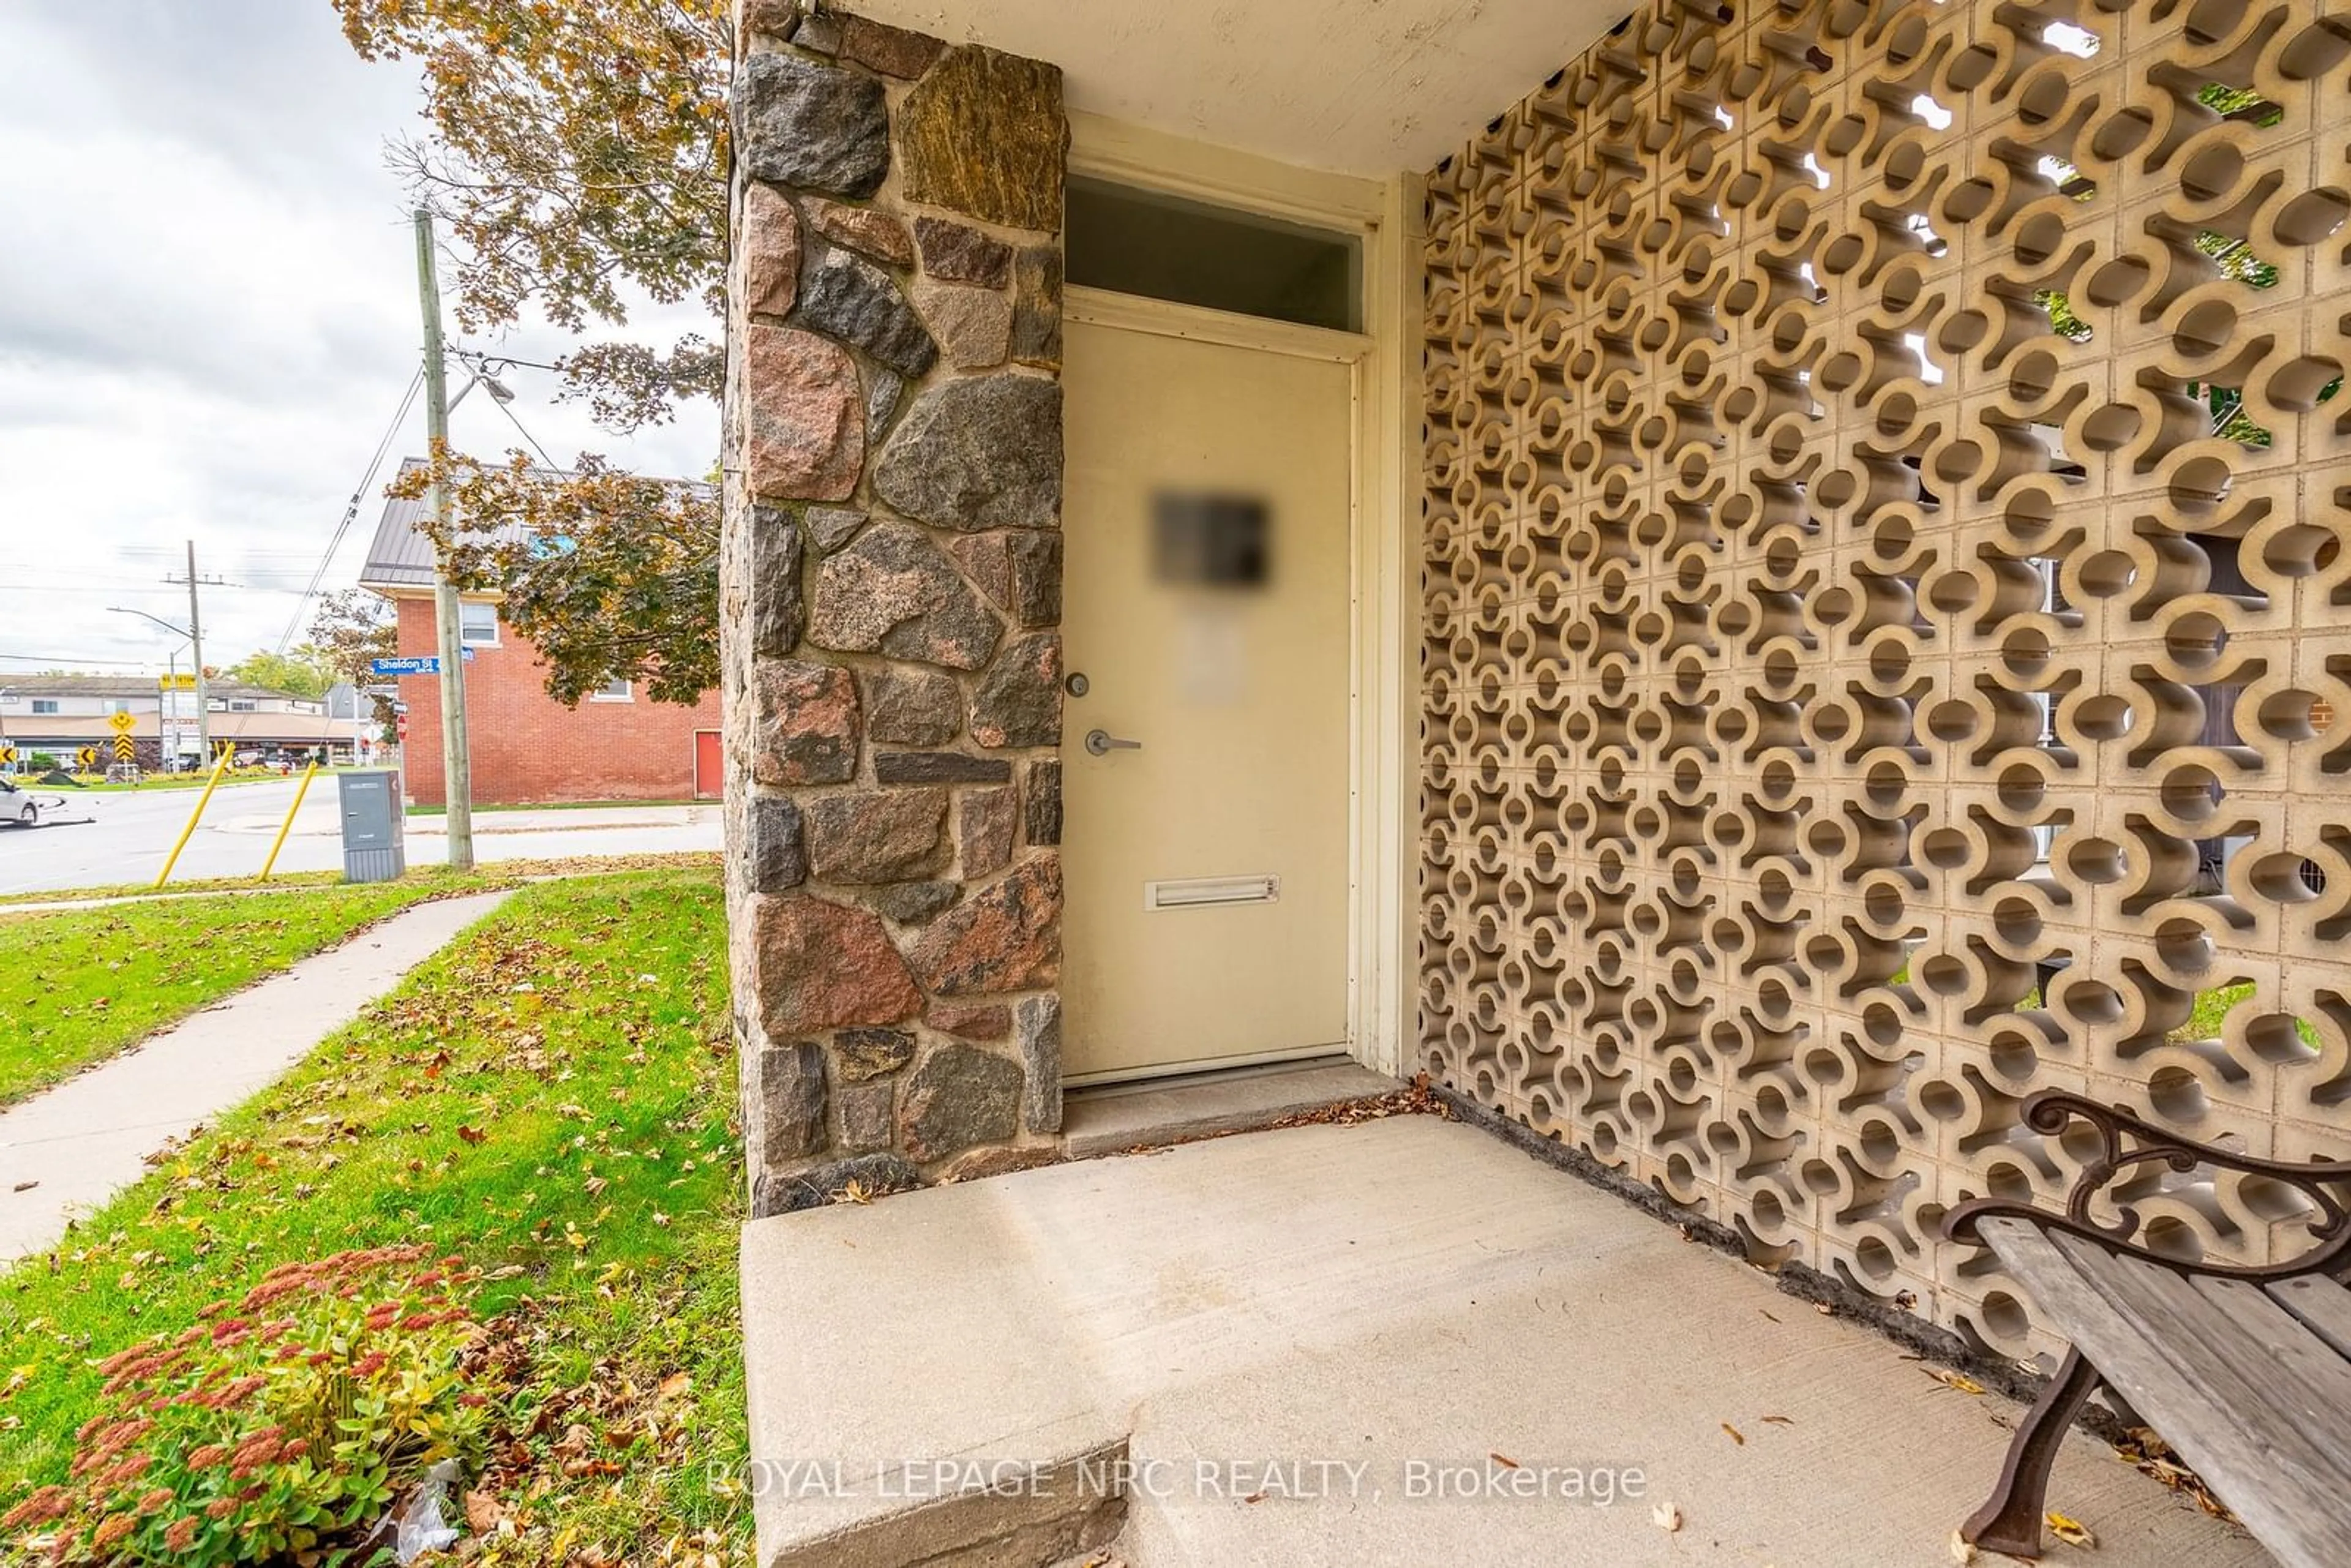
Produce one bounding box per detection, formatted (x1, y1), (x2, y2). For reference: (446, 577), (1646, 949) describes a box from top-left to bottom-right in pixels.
(1943, 1089), (2351, 1283)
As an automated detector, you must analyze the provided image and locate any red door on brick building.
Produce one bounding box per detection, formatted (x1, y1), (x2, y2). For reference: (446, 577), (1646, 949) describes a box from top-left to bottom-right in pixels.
(693, 729), (721, 800)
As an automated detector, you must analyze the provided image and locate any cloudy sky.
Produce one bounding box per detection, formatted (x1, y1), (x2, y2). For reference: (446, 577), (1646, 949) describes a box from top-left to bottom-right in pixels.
(0, 2), (717, 678)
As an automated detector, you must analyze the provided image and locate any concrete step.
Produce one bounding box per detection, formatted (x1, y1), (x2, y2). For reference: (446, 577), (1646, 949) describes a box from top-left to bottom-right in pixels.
(1060, 1057), (1400, 1158)
(740, 1116), (2261, 1568)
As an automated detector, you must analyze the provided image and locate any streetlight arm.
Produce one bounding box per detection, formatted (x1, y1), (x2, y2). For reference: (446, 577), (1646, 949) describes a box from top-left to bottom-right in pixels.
(106, 606), (193, 640)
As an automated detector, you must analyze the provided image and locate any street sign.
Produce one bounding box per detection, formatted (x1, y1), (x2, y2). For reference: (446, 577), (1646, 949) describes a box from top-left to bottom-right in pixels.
(157, 673), (197, 691)
(0, 747), (15, 765)
(108, 710), (138, 734)
(112, 735), (136, 762)
(371, 656), (441, 676)
(76, 746), (97, 770)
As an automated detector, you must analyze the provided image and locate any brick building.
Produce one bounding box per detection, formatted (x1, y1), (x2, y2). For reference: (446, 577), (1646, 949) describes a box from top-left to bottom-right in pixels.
(359, 460), (722, 806)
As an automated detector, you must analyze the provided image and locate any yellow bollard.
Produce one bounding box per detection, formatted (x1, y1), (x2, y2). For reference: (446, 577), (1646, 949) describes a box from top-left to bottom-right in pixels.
(153, 746), (234, 888)
(258, 760), (320, 881)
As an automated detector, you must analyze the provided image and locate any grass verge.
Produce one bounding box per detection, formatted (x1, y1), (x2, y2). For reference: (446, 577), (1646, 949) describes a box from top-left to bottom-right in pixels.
(0, 882), (451, 1107)
(30, 773), (313, 795)
(407, 800), (701, 817)
(0, 868), (749, 1565)
(0, 850), (719, 910)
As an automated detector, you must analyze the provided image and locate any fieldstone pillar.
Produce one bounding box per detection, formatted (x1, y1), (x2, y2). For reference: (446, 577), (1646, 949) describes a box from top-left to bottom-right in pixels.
(723, 2), (1068, 1215)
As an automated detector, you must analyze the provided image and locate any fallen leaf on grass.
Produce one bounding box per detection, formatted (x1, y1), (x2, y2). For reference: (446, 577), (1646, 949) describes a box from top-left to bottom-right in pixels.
(1722, 1422), (1745, 1446)
(457, 1125), (489, 1146)
(1652, 1500), (1682, 1533)
(2046, 1510), (2096, 1548)
(463, 1490), (505, 1532)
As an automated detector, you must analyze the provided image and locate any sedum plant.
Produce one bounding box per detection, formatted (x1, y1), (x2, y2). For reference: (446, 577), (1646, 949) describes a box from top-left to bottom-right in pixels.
(4, 1246), (489, 1566)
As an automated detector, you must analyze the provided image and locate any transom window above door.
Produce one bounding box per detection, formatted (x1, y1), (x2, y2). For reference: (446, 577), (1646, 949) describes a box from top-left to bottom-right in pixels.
(1066, 177), (1362, 333)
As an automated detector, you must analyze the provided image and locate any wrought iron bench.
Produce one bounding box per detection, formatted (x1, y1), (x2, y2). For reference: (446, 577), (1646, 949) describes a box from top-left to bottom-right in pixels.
(1942, 1090), (2351, 1566)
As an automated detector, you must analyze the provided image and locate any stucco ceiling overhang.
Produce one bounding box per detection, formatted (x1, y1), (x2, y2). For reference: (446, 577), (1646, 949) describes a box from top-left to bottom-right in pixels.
(840, 0), (1635, 176)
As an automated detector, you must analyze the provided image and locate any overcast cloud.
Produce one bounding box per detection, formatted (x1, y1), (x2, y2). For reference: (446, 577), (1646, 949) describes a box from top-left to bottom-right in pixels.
(0, 2), (718, 678)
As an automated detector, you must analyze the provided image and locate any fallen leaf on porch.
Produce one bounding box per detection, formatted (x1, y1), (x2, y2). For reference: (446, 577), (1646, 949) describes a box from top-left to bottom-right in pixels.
(1758, 1308), (1780, 1322)
(833, 1180), (876, 1204)
(10, 1181), (35, 1193)
(1815, 1302), (1833, 1315)
(1721, 1422), (1745, 1446)
(1489, 1452), (1518, 1469)
(1760, 1414), (1794, 1426)
(2112, 1428), (2237, 1523)
(1652, 1501), (1682, 1533)
(1925, 1368), (1986, 1395)
(1243, 1491), (1267, 1504)
(1949, 1529), (1978, 1563)
(2045, 1510), (2096, 1548)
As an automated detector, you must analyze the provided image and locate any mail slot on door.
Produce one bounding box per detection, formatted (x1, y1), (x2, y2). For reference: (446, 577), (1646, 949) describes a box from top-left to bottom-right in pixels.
(338, 769), (406, 882)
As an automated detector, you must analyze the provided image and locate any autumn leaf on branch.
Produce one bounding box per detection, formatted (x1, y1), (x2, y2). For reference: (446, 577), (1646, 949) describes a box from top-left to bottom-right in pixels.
(391, 447), (719, 706)
(334, 0), (732, 414)
(337, 0), (733, 700)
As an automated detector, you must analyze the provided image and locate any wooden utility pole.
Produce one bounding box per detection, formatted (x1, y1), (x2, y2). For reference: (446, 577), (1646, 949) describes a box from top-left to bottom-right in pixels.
(415, 208), (474, 869)
(186, 539), (211, 765)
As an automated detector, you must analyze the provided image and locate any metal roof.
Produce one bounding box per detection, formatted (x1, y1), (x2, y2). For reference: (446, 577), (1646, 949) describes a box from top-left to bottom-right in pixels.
(357, 458), (465, 591)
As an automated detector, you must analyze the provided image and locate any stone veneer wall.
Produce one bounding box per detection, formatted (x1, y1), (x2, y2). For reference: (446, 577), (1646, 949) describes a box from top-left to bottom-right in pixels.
(722, 2), (1068, 1216)
(1419, 0), (2351, 1358)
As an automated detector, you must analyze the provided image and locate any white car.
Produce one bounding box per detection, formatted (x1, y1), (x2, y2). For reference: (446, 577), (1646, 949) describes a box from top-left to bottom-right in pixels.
(0, 776), (54, 827)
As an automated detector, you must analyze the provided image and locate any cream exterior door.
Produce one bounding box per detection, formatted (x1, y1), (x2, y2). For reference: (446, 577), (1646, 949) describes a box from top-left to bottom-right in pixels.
(1060, 312), (1354, 1079)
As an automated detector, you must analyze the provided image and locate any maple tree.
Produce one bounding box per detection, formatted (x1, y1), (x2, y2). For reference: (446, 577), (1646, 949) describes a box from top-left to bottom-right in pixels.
(386, 453), (721, 705)
(307, 589), (400, 688)
(334, 0), (730, 702)
(308, 590), (400, 737)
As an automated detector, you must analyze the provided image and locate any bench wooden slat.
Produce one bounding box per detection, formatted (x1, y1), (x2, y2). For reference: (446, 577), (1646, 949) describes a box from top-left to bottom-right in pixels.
(1979, 1217), (2351, 1568)
(2050, 1235), (2351, 1493)
(2267, 1274), (2351, 1362)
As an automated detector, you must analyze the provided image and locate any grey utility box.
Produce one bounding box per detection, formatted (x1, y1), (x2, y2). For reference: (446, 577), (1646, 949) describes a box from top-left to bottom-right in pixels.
(337, 769), (406, 883)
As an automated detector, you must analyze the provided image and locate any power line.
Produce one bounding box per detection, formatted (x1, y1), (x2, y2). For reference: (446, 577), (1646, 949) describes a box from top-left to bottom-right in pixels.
(274, 370), (424, 655)
(0, 653), (170, 667)
(486, 383), (559, 468)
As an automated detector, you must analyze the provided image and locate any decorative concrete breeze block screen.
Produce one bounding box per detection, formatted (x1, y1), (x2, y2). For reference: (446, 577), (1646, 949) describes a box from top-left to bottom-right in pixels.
(1418, 0), (2351, 1356)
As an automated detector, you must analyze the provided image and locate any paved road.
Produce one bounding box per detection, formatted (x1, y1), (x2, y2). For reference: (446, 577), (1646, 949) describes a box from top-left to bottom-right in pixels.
(0, 778), (719, 896)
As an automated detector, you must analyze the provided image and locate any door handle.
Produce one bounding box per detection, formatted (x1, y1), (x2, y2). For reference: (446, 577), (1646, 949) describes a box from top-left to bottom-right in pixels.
(1084, 729), (1142, 756)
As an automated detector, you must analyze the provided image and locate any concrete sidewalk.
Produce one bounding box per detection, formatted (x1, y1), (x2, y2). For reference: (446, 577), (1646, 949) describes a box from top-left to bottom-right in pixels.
(0, 890), (512, 1261)
(741, 1115), (2269, 1568)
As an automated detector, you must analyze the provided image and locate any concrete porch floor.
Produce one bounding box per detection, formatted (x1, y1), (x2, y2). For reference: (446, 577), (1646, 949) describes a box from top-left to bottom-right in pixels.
(740, 1114), (2270, 1567)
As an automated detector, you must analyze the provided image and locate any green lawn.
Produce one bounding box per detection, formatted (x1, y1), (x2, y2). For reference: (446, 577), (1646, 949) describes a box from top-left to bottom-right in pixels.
(0, 850), (718, 909)
(0, 869), (749, 1564)
(31, 773), (310, 795)
(406, 798), (700, 816)
(0, 882), (451, 1106)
